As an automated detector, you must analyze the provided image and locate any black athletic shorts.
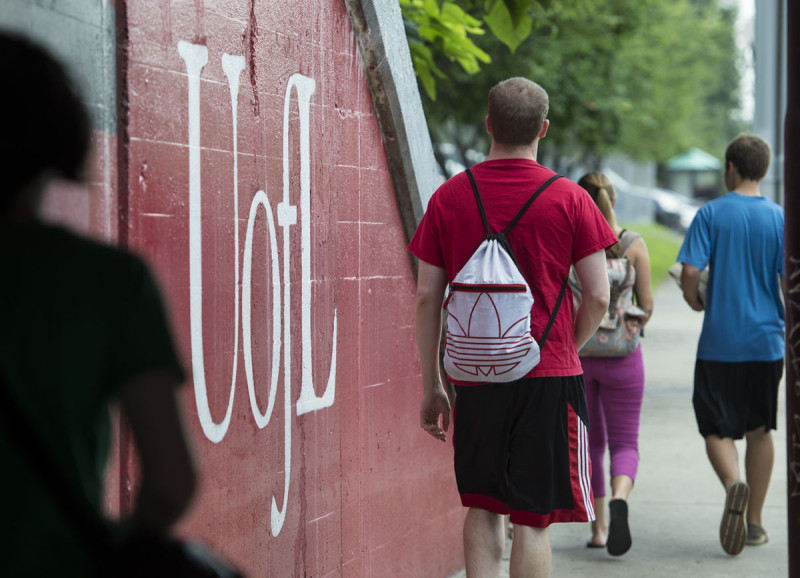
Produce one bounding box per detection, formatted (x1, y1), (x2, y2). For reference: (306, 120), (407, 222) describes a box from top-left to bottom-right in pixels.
(453, 376), (594, 528)
(693, 358), (783, 439)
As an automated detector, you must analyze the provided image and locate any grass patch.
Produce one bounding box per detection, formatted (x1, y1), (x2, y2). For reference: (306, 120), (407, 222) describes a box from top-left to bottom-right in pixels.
(619, 222), (685, 289)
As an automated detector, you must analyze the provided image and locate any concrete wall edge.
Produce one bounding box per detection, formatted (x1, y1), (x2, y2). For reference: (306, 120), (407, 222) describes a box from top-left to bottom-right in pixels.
(344, 0), (442, 247)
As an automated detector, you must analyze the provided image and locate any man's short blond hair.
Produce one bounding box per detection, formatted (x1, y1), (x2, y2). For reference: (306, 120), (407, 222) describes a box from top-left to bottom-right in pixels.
(488, 77), (549, 145)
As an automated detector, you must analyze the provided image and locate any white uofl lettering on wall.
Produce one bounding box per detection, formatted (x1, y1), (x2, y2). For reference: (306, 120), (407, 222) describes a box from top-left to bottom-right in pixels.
(283, 74), (338, 416)
(177, 41), (337, 537)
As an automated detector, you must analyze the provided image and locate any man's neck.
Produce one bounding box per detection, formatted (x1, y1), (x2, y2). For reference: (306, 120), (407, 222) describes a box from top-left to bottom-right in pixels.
(732, 179), (761, 197)
(486, 140), (539, 162)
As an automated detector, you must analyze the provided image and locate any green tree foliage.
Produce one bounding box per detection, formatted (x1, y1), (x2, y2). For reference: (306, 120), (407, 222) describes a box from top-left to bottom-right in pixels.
(400, 0), (490, 100)
(609, 1), (743, 165)
(402, 0), (743, 175)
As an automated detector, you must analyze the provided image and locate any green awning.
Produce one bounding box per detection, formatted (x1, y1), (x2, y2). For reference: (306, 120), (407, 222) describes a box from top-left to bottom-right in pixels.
(666, 147), (722, 171)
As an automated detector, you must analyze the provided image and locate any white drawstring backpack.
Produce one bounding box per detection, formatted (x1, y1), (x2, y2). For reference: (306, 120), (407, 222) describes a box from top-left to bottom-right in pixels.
(443, 169), (567, 383)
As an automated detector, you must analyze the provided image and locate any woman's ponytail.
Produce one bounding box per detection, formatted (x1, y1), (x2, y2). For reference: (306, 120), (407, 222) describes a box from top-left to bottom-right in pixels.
(578, 172), (617, 230)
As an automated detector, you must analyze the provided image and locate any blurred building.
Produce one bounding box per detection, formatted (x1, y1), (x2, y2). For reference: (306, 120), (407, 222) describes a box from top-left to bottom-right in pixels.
(665, 147), (724, 200)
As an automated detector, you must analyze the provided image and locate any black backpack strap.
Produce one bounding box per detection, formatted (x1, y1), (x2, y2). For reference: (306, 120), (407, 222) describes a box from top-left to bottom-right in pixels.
(538, 276), (569, 349)
(465, 168), (492, 236)
(503, 174), (562, 235)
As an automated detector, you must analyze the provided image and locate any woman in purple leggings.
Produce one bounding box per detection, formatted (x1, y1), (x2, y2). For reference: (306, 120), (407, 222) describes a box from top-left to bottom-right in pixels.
(578, 173), (654, 556)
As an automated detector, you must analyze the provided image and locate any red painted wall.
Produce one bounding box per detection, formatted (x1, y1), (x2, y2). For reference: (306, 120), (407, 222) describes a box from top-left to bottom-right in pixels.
(115, 1), (464, 576)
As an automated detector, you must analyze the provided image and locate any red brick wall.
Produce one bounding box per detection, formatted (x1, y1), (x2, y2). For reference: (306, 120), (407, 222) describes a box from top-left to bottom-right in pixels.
(119, 1), (464, 575)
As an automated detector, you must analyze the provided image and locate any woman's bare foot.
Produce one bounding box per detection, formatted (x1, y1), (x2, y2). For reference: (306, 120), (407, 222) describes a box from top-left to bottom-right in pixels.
(587, 523), (607, 548)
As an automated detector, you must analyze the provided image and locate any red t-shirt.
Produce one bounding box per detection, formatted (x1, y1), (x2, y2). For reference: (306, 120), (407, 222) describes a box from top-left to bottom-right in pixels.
(408, 158), (617, 381)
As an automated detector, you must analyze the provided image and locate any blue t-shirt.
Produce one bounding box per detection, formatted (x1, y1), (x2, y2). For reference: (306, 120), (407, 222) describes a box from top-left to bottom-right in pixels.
(677, 192), (784, 362)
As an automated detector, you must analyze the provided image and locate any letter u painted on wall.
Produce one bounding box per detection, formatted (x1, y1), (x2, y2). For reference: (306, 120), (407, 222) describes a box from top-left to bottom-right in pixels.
(177, 41), (337, 537)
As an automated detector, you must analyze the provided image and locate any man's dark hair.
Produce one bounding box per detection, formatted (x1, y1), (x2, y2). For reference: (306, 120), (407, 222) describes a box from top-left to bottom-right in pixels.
(487, 77), (548, 146)
(725, 133), (771, 182)
(0, 32), (90, 209)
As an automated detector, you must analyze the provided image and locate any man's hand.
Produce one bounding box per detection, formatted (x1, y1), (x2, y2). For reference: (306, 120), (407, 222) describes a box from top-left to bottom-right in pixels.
(415, 261), (450, 442)
(420, 388), (451, 442)
(680, 263), (705, 311)
(684, 297), (705, 312)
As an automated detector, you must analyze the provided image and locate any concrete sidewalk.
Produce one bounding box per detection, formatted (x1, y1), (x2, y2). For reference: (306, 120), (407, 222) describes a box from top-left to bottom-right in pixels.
(453, 279), (789, 577)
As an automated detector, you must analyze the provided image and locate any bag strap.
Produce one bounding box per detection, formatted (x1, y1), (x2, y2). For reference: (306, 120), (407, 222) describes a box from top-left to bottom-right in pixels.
(466, 169), (492, 237)
(0, 371), (111, 556)
(465, 168), (562, 236)
(614, 229), (641, 258)
(503, 174), (563, 235)
(539, 276), (569, 349)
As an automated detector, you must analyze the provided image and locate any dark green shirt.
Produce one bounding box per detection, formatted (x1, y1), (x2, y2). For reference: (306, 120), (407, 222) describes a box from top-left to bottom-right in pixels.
(0, 223), (184, 576)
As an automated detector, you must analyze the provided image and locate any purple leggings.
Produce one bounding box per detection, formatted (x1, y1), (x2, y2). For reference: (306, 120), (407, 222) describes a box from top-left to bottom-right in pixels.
(581, 345), (644, 498)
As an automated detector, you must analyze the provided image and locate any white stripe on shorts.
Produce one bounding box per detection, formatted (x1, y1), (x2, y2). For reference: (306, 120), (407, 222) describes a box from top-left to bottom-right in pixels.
(577, 417), (595, 520)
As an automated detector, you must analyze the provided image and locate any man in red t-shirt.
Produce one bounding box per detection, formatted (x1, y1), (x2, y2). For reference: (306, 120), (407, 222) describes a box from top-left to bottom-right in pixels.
(409, 77), (616, 576)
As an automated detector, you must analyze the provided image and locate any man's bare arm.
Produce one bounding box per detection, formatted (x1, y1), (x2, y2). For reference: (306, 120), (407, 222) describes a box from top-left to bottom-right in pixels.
(681, 263), (705, 311)
(415, 261), (450, 442)
(573, 250), (610, 350)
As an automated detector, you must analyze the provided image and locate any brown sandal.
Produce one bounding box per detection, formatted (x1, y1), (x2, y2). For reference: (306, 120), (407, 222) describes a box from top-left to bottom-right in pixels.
(720, 480), (749, 555)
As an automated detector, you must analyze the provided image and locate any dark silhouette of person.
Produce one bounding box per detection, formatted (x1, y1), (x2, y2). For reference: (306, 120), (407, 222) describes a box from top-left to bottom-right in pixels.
(0, 31), (197, 576)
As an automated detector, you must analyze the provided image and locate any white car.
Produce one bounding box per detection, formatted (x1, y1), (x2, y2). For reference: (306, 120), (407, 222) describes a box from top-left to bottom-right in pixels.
(649, 187), (700, 232)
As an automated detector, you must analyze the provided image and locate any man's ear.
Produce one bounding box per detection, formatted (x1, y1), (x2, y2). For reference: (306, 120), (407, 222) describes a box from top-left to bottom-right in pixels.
(485, 115), (492, 135)
(538, 119), (549, 139)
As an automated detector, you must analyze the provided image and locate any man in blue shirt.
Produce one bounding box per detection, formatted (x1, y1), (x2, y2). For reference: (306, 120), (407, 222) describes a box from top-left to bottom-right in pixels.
(678, 133), (784, 556)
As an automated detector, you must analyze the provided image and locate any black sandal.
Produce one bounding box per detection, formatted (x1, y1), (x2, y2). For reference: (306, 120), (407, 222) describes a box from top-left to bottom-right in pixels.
(586, 540), (605, 549)
(607, 499), (632, 556)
